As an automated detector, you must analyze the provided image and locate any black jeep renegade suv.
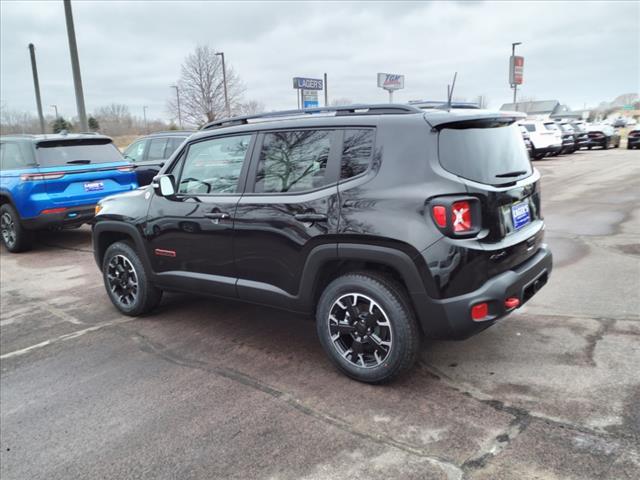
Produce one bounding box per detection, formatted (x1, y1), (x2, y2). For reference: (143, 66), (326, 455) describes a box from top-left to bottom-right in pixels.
(92, 104), (552, 383)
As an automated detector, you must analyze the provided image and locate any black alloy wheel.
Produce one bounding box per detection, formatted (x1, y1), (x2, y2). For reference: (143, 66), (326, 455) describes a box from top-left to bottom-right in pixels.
(327, 293), (393, 368)
(106, 254), (139, 308)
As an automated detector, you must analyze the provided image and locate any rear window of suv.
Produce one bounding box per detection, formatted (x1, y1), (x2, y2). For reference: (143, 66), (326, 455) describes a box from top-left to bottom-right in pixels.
(438, 120), (532, 185)
(36, 139), (123, 167)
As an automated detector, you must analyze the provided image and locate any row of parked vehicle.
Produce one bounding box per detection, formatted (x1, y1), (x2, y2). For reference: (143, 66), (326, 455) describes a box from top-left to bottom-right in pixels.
(519, 119), (627, 160)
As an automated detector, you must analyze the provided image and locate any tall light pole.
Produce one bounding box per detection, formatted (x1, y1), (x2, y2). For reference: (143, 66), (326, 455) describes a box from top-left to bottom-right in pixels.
(50, 105), (59, 118)
(28, 44), (46, 134)
(63, 0), (88, 131)
(143, 106), (148, 133)
(170, 85), (182, 128)
(511, 42), (522, 109)
(215, 51), (230, 118)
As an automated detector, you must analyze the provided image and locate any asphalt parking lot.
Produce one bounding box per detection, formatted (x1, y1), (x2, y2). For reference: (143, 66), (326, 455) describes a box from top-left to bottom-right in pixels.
(1, 147), (639, 480)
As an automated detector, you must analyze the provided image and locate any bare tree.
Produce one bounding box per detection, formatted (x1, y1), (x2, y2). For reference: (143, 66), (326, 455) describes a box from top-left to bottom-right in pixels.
(232, 100), (265, 117)
(168, 45), (245, 127)
(0, 105), (41, 134)
(94, 103), (134, 136)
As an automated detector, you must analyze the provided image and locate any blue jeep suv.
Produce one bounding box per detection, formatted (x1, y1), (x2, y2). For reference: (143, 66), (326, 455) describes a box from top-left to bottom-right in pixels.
(0, 133), (138, 252)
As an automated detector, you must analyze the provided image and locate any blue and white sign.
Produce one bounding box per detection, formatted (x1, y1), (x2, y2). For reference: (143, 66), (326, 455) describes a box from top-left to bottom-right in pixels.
(302, 89), (319, 108)
(511, 202), (531, 230)
(293, 77), (324, 90)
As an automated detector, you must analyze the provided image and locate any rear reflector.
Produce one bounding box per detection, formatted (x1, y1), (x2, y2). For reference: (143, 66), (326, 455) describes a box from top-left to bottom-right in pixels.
(154, 248), (176, 258)
(471, 303), (489, 321)
(41, 207), (67, 215)
(21, 172), (66, 181)
(432, 206), (447, 228)
(505, 297), (520, 310)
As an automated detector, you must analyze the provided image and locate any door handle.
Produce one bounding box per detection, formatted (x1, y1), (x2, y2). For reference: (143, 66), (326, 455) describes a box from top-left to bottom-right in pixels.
(204, 212), (231, 220)
(294, 213), (327, 222)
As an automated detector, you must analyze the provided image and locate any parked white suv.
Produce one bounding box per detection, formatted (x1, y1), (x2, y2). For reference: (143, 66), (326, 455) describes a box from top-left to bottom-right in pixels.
(519, 121), (562, 160)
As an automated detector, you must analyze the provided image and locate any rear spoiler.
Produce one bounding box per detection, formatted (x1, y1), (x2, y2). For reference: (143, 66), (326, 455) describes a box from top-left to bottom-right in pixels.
(36, 137), (113, 148)
(423, 110), (526, 130)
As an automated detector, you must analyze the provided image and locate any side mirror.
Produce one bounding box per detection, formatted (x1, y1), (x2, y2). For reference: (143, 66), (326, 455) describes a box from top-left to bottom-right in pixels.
(154, 174), (176, 197)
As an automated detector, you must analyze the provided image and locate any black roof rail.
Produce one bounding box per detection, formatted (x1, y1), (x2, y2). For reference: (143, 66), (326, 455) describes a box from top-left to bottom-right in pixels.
(200, 104), (422, 131)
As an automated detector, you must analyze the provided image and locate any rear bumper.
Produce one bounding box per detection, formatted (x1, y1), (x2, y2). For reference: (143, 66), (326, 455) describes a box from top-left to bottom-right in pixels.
(627, 137), (640, 147)
(414, 246), (552, 339)
(21, 205), (96, 230)
(535, 145), (562, 155)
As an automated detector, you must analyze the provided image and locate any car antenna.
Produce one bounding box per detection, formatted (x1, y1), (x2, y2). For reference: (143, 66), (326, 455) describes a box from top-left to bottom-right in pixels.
(447, 72), (458, 111)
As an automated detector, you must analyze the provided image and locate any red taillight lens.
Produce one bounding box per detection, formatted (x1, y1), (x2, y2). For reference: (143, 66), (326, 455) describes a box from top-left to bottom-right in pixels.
(471, 303), (489, 321)
(20, 172), (66, 181)
(41, 207), (67, 215)
(451, 201), (472, 233)
(432, 206), (447, 228)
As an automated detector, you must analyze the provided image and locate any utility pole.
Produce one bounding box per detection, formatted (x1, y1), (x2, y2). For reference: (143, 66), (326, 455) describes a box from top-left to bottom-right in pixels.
(28, 44), (46, 134)
(170, 85), (182, 128)
(64, 0), (88, 131)
(511, 42), (522, 110)
(143, 106), (148, 133)
(324, 72), (328, 107)
(50, 105), (59, 118)
(215, 51), (230, 118)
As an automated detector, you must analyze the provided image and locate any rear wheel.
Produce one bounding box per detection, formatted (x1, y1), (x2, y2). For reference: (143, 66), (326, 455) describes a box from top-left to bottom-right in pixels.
(0, 204), (33, 253)
(316, 272), (420, 384)
(602, 140), (609, 150)
(102, 241), (162, 316)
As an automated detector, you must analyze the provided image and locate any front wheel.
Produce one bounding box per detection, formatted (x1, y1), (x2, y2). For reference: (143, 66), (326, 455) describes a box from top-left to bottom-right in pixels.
(102, 241), (162, 316)
(0, 204), (33, 253)
(316, 273), (420, 384)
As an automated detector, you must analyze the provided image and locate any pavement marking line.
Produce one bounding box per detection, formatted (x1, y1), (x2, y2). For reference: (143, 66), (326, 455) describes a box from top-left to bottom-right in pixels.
(38, 302), (85, 325)
(0, 318), (133, 360)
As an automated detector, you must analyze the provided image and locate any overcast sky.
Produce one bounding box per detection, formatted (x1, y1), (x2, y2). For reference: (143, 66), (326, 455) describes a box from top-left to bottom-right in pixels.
(1, 0), (638, 121)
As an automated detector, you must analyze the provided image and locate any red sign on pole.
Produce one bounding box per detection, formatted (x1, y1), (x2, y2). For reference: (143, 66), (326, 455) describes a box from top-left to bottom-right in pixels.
(510, 56), (524, 85)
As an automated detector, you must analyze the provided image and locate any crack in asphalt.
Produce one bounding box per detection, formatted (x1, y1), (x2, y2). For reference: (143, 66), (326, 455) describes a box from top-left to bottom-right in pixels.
(583, 318), (615, 367)
(460, 401), (531, 475)
(123, 328), (465, 480)
(419, 360), (636, 443)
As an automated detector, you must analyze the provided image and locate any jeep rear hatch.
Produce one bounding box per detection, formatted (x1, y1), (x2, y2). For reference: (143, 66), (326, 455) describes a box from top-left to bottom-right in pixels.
(436, 117), (532, 186)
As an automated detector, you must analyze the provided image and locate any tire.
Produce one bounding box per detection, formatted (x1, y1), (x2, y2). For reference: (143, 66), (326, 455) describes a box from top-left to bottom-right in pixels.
(102, 241), (162, 316)
(0, 204), (33, 253)
(316, 272), (420, 384)
(588, 146), (592, 150)
(602, 140), (609, 150)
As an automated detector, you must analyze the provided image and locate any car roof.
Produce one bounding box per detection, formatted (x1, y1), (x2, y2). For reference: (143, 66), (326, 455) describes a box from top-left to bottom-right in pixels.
(191, 104), (524, 140)
(1, 133), (113, 143)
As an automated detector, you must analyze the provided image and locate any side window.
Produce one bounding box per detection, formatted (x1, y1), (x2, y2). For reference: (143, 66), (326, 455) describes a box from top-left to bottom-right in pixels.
(123, 140), (147, 162)
(0, 142), (25, 170)
(177, 135), (251, 195)
(341, 129), (374, 180)
(147, 138), (169, 161)
(255, 130), (332, 193)
(165, 137), (186, 158)
(524, 124), (535, 132)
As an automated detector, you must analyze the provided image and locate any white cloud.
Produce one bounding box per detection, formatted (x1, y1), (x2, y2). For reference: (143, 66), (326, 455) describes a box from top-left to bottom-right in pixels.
(1, 0), (638, 121)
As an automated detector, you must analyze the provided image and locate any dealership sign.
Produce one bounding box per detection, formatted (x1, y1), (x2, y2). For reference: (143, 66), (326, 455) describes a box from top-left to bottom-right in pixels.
(377, 73), (405, 91)
(302, 90), (319, 108)
(293, 77), (323, 90)
(509, 56), (524, 85)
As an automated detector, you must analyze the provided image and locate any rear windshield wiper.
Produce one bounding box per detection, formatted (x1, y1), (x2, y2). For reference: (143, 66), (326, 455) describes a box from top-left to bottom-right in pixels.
(495, 170), (527, 178)
(66, 159), (92, 164)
